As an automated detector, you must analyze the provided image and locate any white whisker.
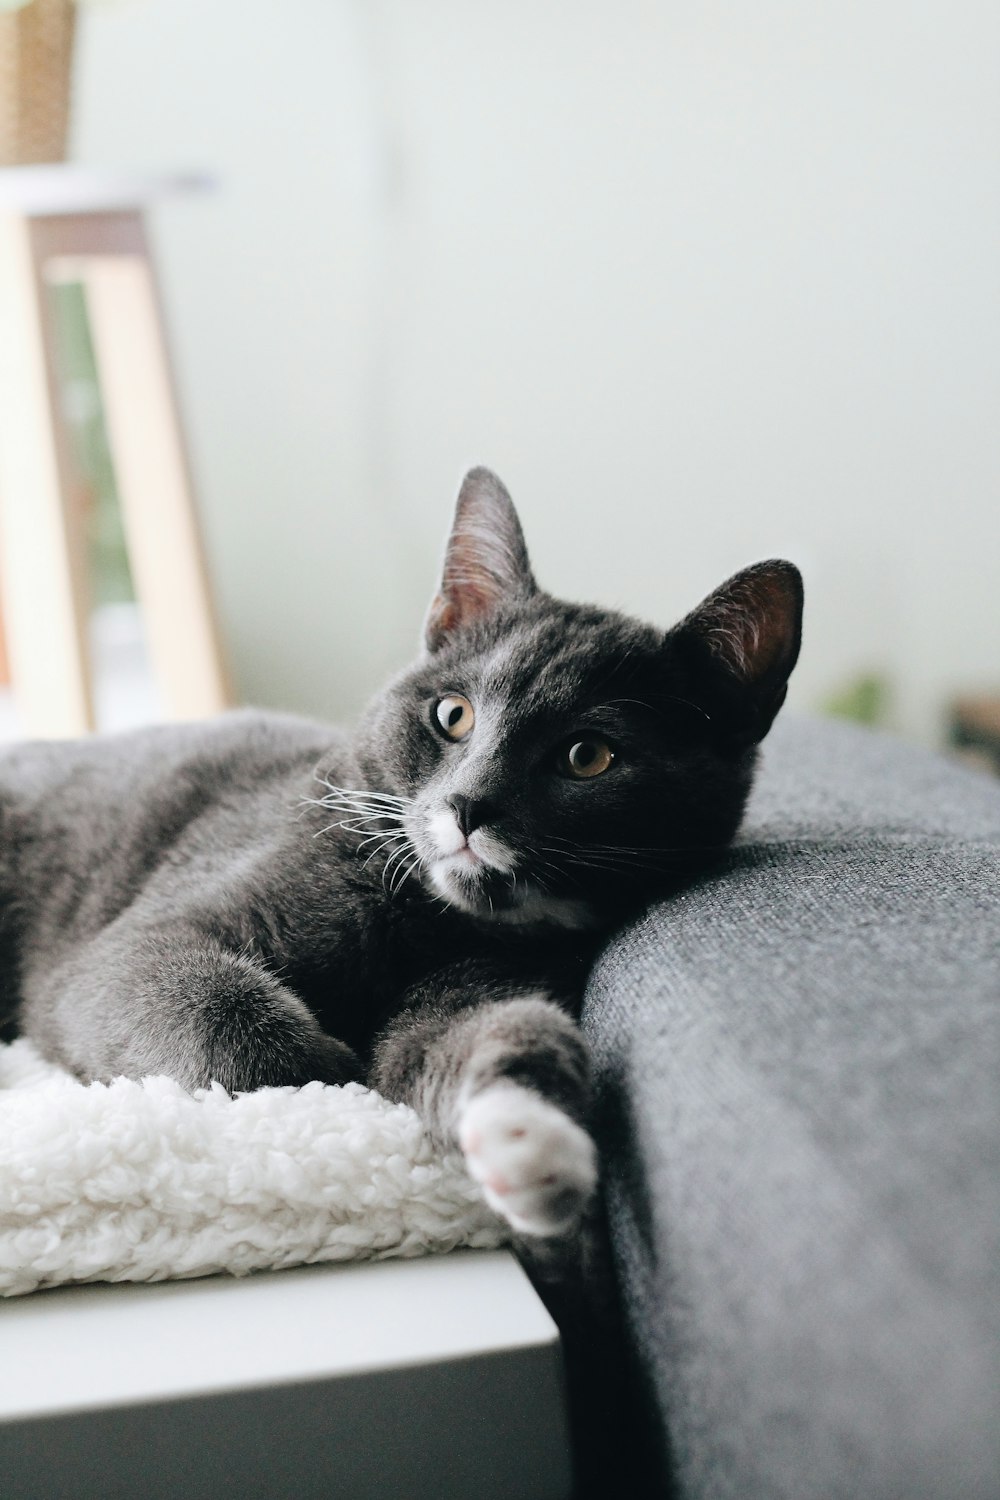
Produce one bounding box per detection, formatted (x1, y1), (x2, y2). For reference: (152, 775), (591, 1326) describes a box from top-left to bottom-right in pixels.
(312, 813), (402, 840)
(314, 779), (411, 808)
(390, 851), (422, 897)
(361, 833), (409, 869)
(382, 843), (412, 893)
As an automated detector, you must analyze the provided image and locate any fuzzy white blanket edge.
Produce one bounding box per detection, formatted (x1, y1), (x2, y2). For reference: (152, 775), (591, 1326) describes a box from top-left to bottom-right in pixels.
(0, 1039), (507, 1298)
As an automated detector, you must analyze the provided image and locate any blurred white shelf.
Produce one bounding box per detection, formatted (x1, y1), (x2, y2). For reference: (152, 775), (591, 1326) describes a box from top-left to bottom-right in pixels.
(0, 165), (214, 216)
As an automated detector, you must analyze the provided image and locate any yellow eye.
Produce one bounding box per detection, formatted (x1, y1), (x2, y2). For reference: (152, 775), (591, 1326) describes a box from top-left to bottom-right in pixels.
(435, 693), (475, 741)
(565, 738), (614, 779)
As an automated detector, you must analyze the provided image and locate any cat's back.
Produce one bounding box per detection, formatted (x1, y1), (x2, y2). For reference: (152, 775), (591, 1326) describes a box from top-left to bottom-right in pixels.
(0, 709), (344, 810)
(0, 709), (352, 916)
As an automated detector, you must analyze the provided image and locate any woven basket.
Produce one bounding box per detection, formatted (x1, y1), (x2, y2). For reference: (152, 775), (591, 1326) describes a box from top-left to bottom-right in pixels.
(0, 0), (76, 166)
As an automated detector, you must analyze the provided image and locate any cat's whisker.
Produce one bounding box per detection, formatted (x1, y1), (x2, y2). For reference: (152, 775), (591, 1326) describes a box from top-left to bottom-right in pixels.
(524, 848), (570, 884)
(305, 796), (387, 816)
(543, 833), (719, 860)
(561, 851), (680, 878)
(305, 793), (412, 832)
(535, 840), (684, 879)
(312, 812), (405, 840)
(358, 829), (407, 856)
(312, 798), (403, 818)
(565, 846), (669, 863)
(335, 798), (410, 815)
(339, 815), (403, 833)
(352, 821), (406, 844)
(382, 841), (416, 894)
(360, 833), (410, 869)
(392, 851), (423, 896)
(541, 850), (567, 869)
(308, 791), (405, 814)
(586, 842), (703, 856)
(315, 780), (411, 809)
(386, 845), (421, 897)
(525, 849), (587, 892)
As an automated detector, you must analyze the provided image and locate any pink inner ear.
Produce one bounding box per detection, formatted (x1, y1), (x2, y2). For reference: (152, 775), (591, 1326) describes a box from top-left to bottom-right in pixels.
(427, 571), (504, 643)
(427, 590), (475, 641)
(702, 568), (801, 685)
(425, 468), (536, 650)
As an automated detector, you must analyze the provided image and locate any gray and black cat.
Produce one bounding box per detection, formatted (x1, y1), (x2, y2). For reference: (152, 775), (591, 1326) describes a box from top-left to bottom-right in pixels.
(0, 469), (801, 1237)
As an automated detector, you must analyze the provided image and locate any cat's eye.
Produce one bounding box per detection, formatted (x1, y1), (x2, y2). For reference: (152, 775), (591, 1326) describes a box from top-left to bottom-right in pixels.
(434, 693), (475, 741)
(563, 738), (614, 779)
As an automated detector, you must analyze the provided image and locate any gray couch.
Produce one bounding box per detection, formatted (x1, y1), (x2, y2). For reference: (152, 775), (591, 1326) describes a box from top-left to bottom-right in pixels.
(579, 716), (1000, 1499)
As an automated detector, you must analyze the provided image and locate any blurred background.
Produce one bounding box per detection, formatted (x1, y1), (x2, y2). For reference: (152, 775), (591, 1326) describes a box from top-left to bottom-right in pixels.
(2, 0), (998, 757)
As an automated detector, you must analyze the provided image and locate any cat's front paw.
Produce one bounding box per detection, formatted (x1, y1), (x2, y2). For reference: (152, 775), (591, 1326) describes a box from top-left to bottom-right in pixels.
(457, 1084), (597, 1237)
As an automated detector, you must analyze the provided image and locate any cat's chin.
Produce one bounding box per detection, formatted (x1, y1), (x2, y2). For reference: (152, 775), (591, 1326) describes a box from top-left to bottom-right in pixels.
(425, 857), (595, 931)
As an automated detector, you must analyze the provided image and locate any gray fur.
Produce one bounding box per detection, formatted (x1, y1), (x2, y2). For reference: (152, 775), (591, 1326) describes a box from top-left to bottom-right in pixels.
(1, 469), (802, 1198)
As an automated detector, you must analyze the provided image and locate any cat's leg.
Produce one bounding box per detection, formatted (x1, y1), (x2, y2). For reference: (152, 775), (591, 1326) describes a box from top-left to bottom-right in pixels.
(371, 987), (597, 1237)
(20, 925), (358, 1091)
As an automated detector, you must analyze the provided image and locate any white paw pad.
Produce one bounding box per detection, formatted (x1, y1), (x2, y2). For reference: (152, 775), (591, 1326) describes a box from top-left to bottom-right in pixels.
(457, 1084), (597, 1236)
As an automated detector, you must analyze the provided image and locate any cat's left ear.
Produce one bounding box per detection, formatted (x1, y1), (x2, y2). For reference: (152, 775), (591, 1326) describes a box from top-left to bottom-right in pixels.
(668, 560), (804, 745)
(425, 467), (537, 652)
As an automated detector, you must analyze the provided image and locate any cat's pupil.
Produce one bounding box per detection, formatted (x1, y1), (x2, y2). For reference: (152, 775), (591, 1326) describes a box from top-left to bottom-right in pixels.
(448, 706), (462, 727)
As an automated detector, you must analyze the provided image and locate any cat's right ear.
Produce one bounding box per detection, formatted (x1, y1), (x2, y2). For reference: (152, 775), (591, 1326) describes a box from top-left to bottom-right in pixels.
(666, 560), (804, 746)
(424, 468), (537, 653)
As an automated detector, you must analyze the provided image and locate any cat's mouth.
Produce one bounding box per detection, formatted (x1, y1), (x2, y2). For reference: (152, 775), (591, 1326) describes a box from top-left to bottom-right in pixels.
(423, 828), (527, 919)
(426, 849), (515, 914)
(416, 806), (594, 928)
(442, 845), (484, 871)
(417, 807), (517, 914)
(424, 847), (594, 930)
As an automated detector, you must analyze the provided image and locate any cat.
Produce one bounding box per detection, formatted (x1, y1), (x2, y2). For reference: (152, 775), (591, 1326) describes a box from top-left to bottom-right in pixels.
(0, 467), (802, 1238)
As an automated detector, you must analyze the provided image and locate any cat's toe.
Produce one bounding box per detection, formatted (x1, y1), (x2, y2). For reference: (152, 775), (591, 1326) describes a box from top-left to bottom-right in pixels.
(458, 1083), (597, 1237)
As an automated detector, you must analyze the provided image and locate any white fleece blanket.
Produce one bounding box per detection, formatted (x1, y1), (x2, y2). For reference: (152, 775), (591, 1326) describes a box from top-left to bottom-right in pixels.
(0, 1040), (507, 1298)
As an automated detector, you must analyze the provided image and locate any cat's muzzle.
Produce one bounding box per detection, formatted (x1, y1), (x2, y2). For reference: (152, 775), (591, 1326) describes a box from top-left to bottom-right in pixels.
(426, 848), (519, 916)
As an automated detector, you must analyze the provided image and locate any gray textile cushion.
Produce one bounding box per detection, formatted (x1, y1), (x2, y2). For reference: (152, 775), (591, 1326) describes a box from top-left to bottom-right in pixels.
(582, 716), (1000, 1500)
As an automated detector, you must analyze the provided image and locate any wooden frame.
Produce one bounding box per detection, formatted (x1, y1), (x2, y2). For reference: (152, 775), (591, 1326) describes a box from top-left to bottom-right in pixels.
(0, 171), (231, 737)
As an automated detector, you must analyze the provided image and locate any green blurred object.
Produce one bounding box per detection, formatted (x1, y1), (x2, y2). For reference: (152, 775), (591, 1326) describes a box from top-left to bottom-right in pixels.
(821, 672), (892, 727)
(49, 282), (135, 606)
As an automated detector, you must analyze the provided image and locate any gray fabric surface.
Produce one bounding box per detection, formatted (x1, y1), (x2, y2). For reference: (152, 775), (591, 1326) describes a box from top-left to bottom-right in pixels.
(582, 716), (1000, 1500)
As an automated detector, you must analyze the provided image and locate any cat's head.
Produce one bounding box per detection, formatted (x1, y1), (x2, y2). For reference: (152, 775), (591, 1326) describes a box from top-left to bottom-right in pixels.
(354, 467), (802, 927)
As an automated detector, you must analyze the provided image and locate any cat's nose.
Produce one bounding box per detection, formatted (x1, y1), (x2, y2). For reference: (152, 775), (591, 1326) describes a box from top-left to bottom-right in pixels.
(447, 794), (497, 838)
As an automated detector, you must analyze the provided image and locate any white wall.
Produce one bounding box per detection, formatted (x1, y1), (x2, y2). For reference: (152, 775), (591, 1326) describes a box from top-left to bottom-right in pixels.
(74, 0), (1000, 741)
